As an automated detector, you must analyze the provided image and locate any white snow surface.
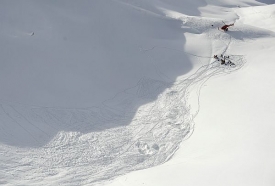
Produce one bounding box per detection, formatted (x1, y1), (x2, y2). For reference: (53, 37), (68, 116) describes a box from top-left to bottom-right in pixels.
(1, 0), (275, 186)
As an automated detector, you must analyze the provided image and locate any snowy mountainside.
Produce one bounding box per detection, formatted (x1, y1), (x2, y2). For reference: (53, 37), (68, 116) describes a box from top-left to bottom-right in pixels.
(104, 1), (275, 186)
(0, 1), (202, 185)
(1, 0), (274, 185)
(0, 0), (188, 108)
(0, 0), (190, 147)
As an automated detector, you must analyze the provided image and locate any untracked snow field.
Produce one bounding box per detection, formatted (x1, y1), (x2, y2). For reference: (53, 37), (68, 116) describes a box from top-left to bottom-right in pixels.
(1, 0), (275, 186)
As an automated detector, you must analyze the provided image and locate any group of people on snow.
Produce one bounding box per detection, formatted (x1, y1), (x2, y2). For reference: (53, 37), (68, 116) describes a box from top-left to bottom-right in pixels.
(214, 54), (235, 67)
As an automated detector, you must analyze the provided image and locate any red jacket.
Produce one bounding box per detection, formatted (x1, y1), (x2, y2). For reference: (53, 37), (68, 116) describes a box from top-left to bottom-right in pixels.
(221, 23), (234, 30)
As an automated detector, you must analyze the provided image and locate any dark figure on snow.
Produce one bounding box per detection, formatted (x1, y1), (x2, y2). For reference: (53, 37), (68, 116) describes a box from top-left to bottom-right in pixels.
(221, 23), (234, 31)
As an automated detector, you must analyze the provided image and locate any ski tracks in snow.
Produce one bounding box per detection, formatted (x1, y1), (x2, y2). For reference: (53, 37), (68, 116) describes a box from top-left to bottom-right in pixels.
(0, 15), (246, 186)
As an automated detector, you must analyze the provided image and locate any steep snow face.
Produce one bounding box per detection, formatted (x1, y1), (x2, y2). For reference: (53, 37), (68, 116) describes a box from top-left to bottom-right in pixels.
(0, 0), (193, 148)
(0, 0), (209, 185)
(0, 0), (189, 108)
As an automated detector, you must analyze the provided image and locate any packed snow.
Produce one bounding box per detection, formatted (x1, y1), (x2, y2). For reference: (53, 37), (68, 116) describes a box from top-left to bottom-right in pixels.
(1, 0), (274, 186)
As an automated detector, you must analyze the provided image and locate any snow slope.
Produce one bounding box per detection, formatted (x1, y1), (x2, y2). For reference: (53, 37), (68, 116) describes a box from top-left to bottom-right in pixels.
(0, 0), (204, 185)
(105, 1), (275, 186)
(1, 0), (275, 185)
(0, 0), (192, 148)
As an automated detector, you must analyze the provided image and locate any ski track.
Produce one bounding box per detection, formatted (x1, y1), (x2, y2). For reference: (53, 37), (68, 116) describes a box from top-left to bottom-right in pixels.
(0, 15), (247, 186)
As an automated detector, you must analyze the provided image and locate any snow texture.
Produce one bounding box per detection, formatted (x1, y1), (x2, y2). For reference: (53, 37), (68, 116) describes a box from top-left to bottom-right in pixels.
(1, 0), (275, 185)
